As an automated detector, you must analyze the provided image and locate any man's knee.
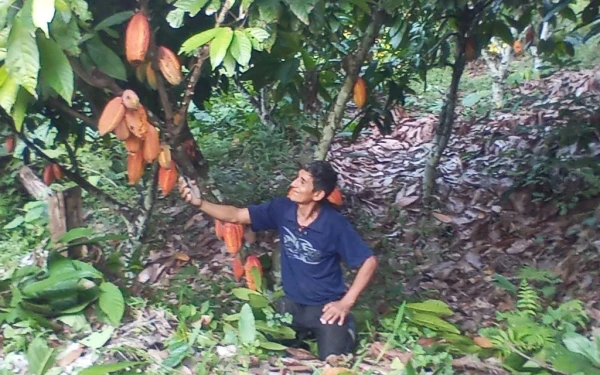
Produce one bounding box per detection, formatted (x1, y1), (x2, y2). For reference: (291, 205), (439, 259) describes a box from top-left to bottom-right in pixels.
(315, 315), (357, 360)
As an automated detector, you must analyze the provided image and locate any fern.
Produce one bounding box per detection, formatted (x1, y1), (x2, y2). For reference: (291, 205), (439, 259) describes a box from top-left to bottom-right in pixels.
(516, 280), (540, 317)
(542, 300), (589, 333)
(517, 266), (560, 284)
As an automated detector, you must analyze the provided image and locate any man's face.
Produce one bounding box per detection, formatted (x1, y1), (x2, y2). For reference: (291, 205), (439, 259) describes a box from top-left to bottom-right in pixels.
(288, 169), (325, 203)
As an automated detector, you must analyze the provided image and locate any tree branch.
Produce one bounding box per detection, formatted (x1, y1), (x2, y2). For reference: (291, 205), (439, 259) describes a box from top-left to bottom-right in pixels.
(427, 31), (459, 58)
(47, 97), (97, 128)
(69, 57), (123, 96)
(176, 46), (209, 124)
(2, 112), (135, 217)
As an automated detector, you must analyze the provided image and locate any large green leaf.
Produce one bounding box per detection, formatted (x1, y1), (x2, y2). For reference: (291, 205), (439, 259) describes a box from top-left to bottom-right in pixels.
(239, 303), (256, 344)
(50, 16), (81, 55)
(179, 27), (220, 54)
(405, 300), (454, 317)
(258, 340), (287, 350)
(12, 88), (31, 131)
(0, 66), (20, 118)
(175, 0), (209, 16)
(26, 337), (57, 375)
(283, 0), (317, 25)
(38, 36), (73, 104)
(85, 35), (126, 81)
(209, 27), (233, 70)
(78, 361), (143, 375)
(6, 2), (40, 98)
(94, 11), (134, 32)
(98, 282), (124, 325)
(230, 30), (252, 66)
(32, 0), (55, 38)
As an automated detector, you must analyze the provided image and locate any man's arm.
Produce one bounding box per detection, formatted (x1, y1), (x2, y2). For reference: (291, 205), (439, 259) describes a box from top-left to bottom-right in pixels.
(340, 255), (378, 307)
(178, 177), (250, 224)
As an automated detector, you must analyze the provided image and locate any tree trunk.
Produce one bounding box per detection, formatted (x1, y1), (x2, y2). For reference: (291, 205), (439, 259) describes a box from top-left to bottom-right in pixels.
(18, 166), (85, 258)
(313, 10), (384, 161)
(531, 22), (550, 74)
(482, 37), (514, 108)
(422, 51), (467, 205)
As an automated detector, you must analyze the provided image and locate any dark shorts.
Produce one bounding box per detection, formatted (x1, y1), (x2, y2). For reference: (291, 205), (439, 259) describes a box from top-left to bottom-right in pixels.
(275, 296), (357, 360)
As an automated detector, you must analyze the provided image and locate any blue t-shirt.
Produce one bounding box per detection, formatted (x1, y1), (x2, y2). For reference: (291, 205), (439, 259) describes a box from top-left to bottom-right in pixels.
(248, 197), (373, 305)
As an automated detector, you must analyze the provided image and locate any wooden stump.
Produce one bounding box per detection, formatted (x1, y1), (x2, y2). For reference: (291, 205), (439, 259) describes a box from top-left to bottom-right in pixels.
(18, 165), (85, 258)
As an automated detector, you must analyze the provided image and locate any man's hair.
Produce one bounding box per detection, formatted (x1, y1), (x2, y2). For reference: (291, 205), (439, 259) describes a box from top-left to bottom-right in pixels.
(303, 160), (338, 200)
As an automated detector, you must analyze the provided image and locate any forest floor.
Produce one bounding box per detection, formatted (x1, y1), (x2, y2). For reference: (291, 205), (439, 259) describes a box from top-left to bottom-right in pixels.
(2, 59), (600, 375)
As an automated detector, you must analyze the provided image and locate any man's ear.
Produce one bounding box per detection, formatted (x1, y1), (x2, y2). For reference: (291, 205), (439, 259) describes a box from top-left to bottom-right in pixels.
(312, 190), (326, 202)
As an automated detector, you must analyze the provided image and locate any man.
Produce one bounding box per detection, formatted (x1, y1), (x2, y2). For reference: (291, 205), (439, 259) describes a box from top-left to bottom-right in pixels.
(178, 160), (378, 360)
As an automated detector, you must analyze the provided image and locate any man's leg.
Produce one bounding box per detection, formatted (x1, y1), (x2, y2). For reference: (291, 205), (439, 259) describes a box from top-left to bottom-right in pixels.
(302, 304), (357, 360)
(274, 296), (313, 349)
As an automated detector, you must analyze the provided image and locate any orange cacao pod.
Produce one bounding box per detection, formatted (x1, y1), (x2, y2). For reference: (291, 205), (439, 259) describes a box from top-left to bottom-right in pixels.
(142, 125), (160, 162)
(125, 104), (149, 139)
(465, 38), (477, 61)
(127, 152), (145, 185)
(513, 40), (523, 55)
(125, 12), (150, 67)
(121, 89), (140, 110)
(42, 165), (54, 185)
(244, 255), (263, 291)
(353, 77), (367, 109)
(158, 162), (178, 196)
(124, 134), (143, 152)
(52, 164), (63, 180)
(5, 136), (15, 153)
(214, 219), (224, 240)
(114, 118), (130, 140)
(98, 97), (126, 136)
(327, 187), (343, 207)
(157, 145), (172, 169)
(223, 222), (244, 255)
(145, 63), (157, 90)
(157, 46), (183, 86)
(232, 255), (244, 281)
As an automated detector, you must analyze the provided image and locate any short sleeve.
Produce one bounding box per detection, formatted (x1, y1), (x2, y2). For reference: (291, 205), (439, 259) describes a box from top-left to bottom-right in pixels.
(248, 197), (289, 232)
(336, 218), (373, 269)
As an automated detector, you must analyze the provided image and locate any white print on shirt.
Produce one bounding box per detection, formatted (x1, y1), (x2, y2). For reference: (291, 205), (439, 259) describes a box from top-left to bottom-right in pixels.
(281, 226), (324, 265)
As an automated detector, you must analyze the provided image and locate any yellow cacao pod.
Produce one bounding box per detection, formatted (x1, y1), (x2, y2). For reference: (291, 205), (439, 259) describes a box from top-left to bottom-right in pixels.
(125, 105), (149, 139)
(98, 97), (126, 136)
(157, 46), (183, 86)
(142, 125), (160, 162)
(125, 13), (150, 67)
(127, 152), (145, 185)
(121, 89), (140, 110)
(353, 77), (367, 109)
(157, 145), (172, 169)
(146, 62), (157, 90)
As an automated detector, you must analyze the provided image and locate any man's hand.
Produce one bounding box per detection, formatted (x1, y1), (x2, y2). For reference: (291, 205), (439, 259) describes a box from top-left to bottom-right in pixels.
(178, 176), (203, 207)
(320, 299), (353, 326)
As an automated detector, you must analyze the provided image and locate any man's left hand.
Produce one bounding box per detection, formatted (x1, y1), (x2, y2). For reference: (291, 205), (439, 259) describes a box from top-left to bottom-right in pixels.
(321, 299), (353, 326)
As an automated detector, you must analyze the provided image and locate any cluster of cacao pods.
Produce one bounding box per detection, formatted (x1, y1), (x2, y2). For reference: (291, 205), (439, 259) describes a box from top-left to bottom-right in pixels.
(214, 219), (263, 291)
(286, 186), (343, 207)
(42, 164), (63, 186)
(125, 12), (182, 88)
(353, 77), (367, 109)
(5, 136), (15, 153)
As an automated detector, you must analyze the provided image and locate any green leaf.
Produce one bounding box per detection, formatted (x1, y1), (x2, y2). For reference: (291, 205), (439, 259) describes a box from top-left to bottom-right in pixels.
(563, 333), (600, 366)
(407, 312), (460, 334)
(6, 2), (40, 98)
(175, 0), (210, 16)
(258, 340), (287, 350)
(346, 0), (371, 13)
(80, 326), (115, 349)
(94, 11), (134, 32)
(57, 227), (94, 243)
(3, 216), (25, 229)
(179, 27), (220, 54)
(232, 287), (263, 301)
(255, 321), (296, 339)
(26, 337), (57, 375)
(166, 8), (185, 28)
(12, 88), (31, 131)
(209, 27), (233, 70)
(77, 361), (143, 375)
(162, 342), (189, 368)
(50, 16), (81, 55)
(85, 35), (126, 81)
(241, 0), (255, 13)
(283, 0), (317, 25)
(462, 92), (484, 107)
(406, 300), (453, 316)
(32, 0), (56, 38)
(0, 66), (19, 115)
(248, 293), (270, 308)
(38, 35), (73, 104)
(492, 20), (514, 45)
(221, 52), (236, 76)
(69, 0), (91, 23)
(245, 27), (270, 42)
(98, 282), (124, 325)
(230, 30), (252, 66)
(239, 303), (256, 344)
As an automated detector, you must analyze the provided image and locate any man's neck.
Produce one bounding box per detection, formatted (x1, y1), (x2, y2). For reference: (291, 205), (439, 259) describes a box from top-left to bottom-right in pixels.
(297, 201), (320, 226)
